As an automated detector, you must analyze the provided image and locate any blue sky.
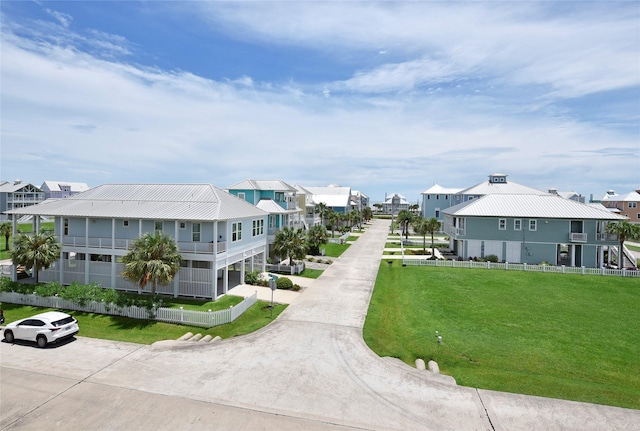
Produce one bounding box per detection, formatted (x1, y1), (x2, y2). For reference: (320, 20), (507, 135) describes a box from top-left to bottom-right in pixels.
(1, 1), (638, 203)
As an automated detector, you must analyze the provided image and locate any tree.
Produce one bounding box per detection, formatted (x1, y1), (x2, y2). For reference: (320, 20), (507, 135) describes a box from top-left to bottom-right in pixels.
(273, 227), (307, 266)
(122, 232), (182, 294)
(373, 203), (383, 213)
(350, 209), (362, 230)
(11, 231), (61, 284)
(328, 210), (340, 238)
(306, 225), (329, 255)
(409, 203), (420, 215)
(315, 202), (329, 226)
(413, 217), (441, 257)
(362, 207), (373, 223)
(396, 210), (414, 240)
(0, 222), (11, 252)
(606, 220), (640, 268)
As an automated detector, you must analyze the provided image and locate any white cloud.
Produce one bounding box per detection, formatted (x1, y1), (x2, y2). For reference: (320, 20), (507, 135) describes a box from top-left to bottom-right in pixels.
(1, 3), (638, 201)
(45, 8), (73, 28)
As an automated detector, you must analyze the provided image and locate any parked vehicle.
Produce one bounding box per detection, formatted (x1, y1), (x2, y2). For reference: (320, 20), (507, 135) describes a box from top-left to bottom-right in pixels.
(3, 312), (79, 348)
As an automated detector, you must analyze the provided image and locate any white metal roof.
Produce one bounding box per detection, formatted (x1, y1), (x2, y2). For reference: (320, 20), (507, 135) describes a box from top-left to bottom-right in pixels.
(255, 199), (298, 214)
(602, 190), (640, 202)
(443, 194), (627, 220)
(227, 179), (297, 192)
(4, 184), (267, 221)
(457, 179), (548, 196)
(40, 181), (91, 193)
(306, 186), (352, 207)
(422, 184), (463, 195)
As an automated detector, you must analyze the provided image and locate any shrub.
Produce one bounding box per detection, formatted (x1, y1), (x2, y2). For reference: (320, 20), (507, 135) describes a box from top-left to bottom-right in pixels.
(244, 270), (264, 286)
(325, 259), (332, 264)
(307, 257), (314, 262)
(292, 284), (301, 292)
(276, 277), (293, 290)
(34, 281), (64, 297)
(486, 255), (499, 263)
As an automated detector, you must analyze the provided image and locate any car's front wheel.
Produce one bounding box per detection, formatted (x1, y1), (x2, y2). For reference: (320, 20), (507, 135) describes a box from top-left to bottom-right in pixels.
(36, 335), (48, 348)
(4, 330), (14, 343)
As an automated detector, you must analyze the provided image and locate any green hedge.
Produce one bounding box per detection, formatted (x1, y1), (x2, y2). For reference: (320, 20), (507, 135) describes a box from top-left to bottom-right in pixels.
(0, 276), (165, 310)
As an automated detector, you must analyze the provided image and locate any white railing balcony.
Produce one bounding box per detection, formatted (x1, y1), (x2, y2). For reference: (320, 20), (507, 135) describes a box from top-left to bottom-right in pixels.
(444, 225), (465, 238)
(569, 232), (587, 243)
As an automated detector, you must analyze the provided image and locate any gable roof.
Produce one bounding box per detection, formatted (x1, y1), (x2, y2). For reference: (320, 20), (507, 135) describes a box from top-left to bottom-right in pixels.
(4, 184), (267, 221)
(602, 190), (640, 202)
(0, 181), (42, 193)
(443, 194), (627, 220)
(227, 179), (297, 192)
(457, 179), (548, 196)
(40, 181), (90, 193)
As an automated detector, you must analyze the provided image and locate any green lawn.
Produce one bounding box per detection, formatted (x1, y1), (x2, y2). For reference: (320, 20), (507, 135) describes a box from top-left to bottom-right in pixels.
(364, 263), (640, 410)
(1, 300), (287, 345)
(320, 242), (350, 257)
(298, 268), (324, 279)
(0, 222), (56, 260)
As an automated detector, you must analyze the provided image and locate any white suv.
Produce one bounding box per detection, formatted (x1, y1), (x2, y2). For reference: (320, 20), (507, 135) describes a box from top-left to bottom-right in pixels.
(3, 311), (79, 348)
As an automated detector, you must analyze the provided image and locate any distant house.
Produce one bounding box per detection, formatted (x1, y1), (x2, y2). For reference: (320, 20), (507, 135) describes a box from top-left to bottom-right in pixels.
(0, 179), (45, 221)
(227, 179), (304, 256)
(293, 184), (322, 228)
(5, 184), (268, 300)
(421, 184), (462, 222)
(305, 185), (352, 214)
(40, 181), (90, 199)
(600, 190), (640, 224)
(351, 190), (370, 212)
(443, 194), (628, 268)
(382, 193), (410, 214)
(547, 188), (585, 203)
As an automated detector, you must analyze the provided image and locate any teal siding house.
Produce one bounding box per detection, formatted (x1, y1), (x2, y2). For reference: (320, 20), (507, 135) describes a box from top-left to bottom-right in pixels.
(443, 194), (627, 268)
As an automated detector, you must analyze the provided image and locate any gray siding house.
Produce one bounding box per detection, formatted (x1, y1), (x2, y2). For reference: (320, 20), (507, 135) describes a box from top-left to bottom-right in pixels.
(443, 194), (627, 268)
(5, 184), (268, 300)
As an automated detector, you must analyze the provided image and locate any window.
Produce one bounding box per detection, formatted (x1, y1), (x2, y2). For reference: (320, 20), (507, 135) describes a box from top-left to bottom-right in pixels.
(436, 195), (439, 200)
(252, 219), (264, 236)
(499, 219), (506, 230)
(275, 192), (284, 201)
(155, 221), (163, 233)
(123, 220), (129, 227)
(232, 222), (242, 242)
(64, 218), (69, 235)
(629, 202), (637, 209)
(514, 219), (522, 231)
(192, 223), (201, 242)
(445, 195), (449, 200)
(179, 222), (186, 230)
(427, 195), (430, 200)
(529, 220), (537, 231)
(238, 192), (245, 201)
(435, 209), (440, 218)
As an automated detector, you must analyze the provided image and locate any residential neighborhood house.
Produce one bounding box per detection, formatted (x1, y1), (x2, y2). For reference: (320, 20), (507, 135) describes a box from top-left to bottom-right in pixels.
(0, 179), (45, 221)
(4, 184), (268, 300)
(40, 181), (91, 200)
(443, 194), (631, 269)
(600, 190), (640, 224)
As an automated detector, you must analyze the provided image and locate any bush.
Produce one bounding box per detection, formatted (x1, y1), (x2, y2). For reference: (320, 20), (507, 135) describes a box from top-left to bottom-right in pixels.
(292, 284), (301, 292)
(244, 270), (264, 286)
(34, 281), (64, 297)
(486, 255), (499, 263)
(276, 277), (293, 290)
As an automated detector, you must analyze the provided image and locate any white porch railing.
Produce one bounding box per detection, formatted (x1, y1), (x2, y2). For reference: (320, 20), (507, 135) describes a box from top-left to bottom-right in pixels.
(0, 291), (258, 328)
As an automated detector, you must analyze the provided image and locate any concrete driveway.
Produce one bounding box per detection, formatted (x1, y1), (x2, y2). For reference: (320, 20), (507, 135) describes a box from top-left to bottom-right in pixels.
(1, 219), (638, 430)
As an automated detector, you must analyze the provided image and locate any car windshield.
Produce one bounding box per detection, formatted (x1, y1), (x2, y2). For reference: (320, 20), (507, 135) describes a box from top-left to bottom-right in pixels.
(52, 316), (75, 326)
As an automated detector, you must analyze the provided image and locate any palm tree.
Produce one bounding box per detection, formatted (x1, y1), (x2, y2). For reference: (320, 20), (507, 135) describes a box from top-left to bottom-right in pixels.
(0, 222), (11, 252)
(362, 207), (373, 223)
(328, 210), (340, 238)
(396, 210), (414, 240)
(11, 231), (61, 284)
(315, 202), (329, 226)
(273, 227), (306, 265)
(409, 203), (420, 215)
(413, 217), (441, 257)
(122, 232), (182, 294)
(606, 220), (640, 268)
(306, 225), (329, 255)
(350, 209), (362, 230)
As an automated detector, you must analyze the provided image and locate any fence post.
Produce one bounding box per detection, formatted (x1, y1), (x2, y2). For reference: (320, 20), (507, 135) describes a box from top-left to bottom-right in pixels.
(523, 263), (527, 271)
(487, 261), (490, 270)
(505, 262), (509, 271)
(180, 306), (184, 323)
(562, 265), (565, 274)
(582, 266), (585, 275)
(622, 268), (626, 277)
(601, 267), (605, 276)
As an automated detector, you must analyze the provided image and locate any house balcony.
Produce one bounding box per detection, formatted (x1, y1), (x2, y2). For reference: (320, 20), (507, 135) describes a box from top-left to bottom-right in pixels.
(569, 232), (587, 243)
(444, 225), (465, 239)
(60, 236), (227, 254)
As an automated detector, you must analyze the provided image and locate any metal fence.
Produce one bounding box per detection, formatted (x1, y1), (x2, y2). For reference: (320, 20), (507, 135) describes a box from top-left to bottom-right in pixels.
(0, 291), (258, 328)
(400, 258), (640, 278)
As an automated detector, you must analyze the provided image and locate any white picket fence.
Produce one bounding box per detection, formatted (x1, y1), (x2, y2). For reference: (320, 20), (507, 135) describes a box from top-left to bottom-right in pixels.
(401, 258), (640, 278)
(0, 291), (258, 328)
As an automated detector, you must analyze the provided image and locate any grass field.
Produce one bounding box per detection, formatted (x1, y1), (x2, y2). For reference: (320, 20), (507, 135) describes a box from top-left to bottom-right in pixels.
(363, 263), (640, 410)
(320, 242), (350, 257)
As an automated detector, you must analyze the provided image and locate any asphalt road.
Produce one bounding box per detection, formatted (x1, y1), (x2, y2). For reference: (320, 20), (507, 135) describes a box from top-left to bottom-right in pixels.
(1, 219), (638, 430)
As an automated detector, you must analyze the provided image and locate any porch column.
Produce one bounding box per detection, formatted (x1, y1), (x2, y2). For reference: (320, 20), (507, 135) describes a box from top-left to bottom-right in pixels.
(570, 245), (575, 267)
(223, 265), (228, 294)
(212, 265), (218, 301)
(598, 246), (604, 268)
(240, 256), (246, 287)
(59, 217), (64, 285)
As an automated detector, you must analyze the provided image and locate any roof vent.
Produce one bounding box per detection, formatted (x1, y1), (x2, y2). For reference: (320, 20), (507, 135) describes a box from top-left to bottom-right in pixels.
(548, 188), (558, 194)
(14, 178), (22, 185)
(606, 190), (616, 195)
